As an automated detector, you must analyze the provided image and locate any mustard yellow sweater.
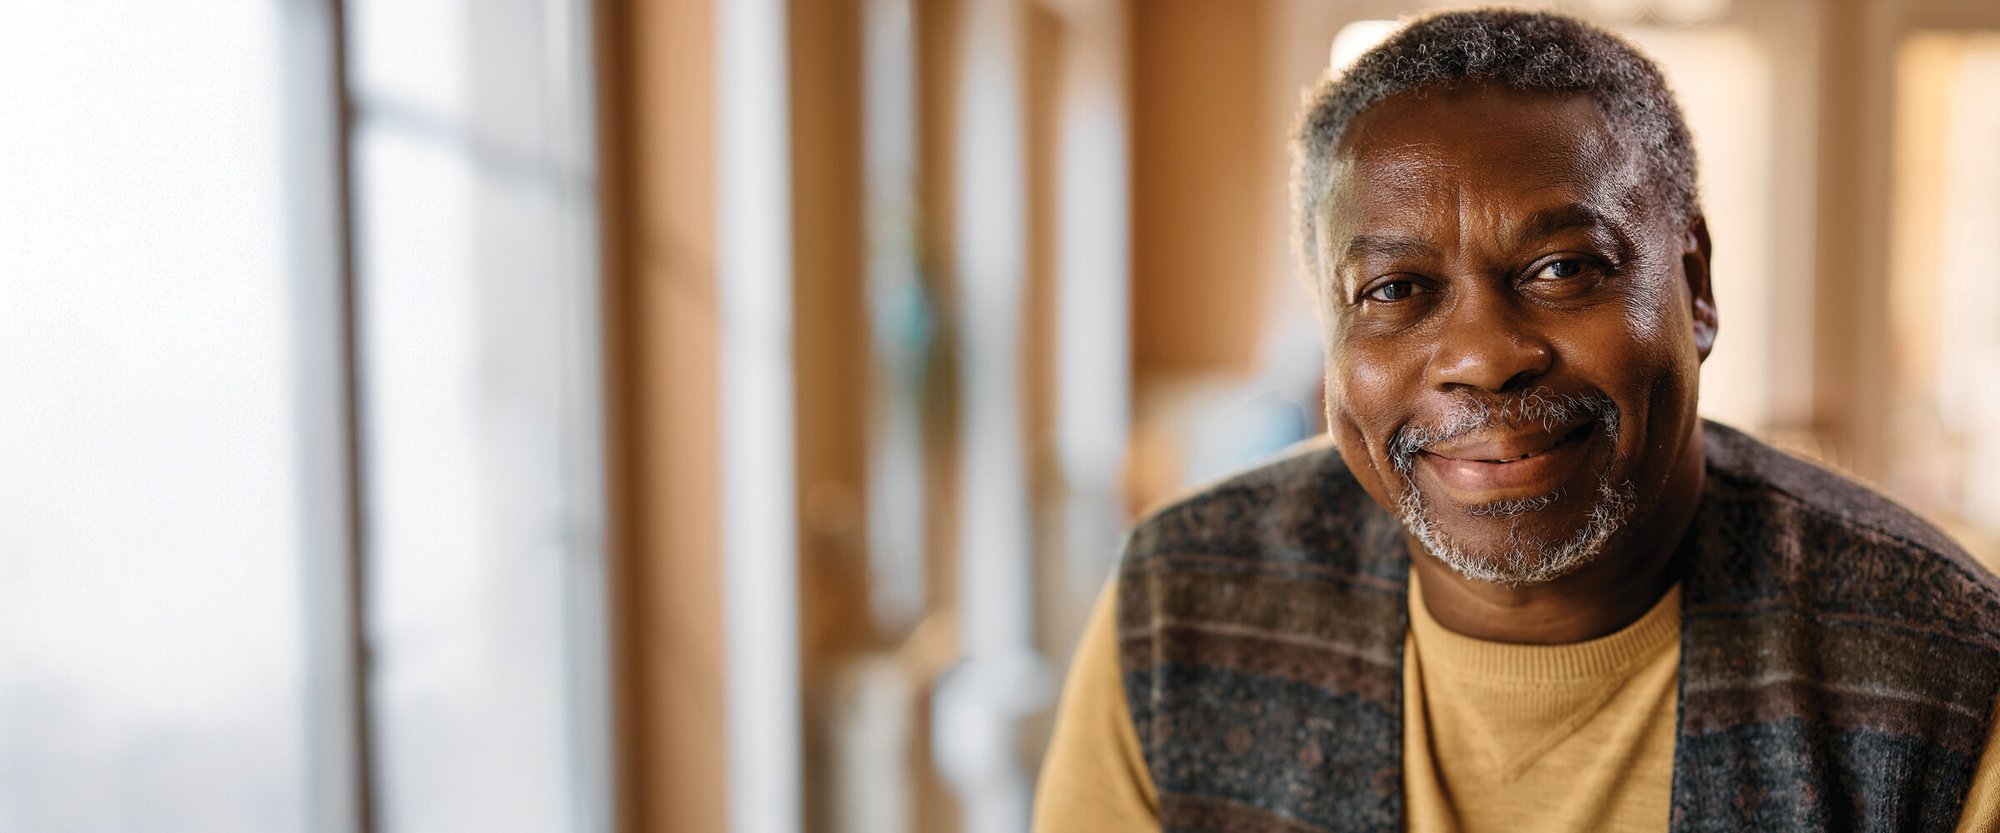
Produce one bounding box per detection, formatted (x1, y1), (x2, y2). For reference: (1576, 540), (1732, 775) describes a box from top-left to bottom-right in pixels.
(1033, 580), (2000, 833)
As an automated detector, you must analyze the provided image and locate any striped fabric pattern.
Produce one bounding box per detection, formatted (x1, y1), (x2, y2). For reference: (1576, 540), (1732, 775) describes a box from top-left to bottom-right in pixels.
(1117, 421), (2000, 832)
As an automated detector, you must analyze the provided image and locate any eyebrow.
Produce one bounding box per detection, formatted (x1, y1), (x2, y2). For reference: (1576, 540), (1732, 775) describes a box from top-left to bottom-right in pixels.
(1340, 234), (1438, 264)
(1333, 203), (1625, 271)
(1519, 203), (1611, 242)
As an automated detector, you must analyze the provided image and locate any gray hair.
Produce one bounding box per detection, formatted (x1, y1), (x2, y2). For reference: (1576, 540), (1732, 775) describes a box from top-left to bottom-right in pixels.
(1291, 8), (1699, 284)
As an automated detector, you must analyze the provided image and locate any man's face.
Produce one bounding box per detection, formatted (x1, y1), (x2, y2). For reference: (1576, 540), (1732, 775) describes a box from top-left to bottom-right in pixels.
(1317, 84), (1716, 586)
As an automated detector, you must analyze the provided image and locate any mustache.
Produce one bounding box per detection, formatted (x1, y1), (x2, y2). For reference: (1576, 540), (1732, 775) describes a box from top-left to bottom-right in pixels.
(1388, 387), (1619, 473)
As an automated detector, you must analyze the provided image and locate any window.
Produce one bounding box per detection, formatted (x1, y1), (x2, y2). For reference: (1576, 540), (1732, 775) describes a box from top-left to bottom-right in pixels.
(0, 3), (611, 830)
(1887, 31), (2000, 564)
(0, 4), (307, 830)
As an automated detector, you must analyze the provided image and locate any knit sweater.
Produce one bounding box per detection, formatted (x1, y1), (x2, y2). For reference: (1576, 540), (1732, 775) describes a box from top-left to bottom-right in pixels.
(1116, 421), (2000, 831)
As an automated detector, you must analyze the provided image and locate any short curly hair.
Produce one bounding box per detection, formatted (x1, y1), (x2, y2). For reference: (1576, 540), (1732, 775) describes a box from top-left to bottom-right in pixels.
(1291, 8), (1698, 283)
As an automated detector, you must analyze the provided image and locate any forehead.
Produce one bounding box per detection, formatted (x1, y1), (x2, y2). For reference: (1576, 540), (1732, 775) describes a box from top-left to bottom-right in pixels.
(1324, 86), (1646, 237)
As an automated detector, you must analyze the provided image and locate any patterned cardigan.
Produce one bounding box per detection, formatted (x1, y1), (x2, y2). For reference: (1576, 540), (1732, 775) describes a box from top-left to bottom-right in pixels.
(1117, 421), (2000, 831)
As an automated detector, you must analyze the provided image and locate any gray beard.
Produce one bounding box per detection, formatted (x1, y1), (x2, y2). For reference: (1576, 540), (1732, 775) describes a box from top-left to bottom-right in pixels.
(1387, 389), (1635, 587)
(1397, 473), (1635, 586)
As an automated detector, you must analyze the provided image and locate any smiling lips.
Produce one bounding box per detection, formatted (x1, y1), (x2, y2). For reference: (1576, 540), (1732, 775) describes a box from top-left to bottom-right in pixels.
(1418, 420), (1599, 500)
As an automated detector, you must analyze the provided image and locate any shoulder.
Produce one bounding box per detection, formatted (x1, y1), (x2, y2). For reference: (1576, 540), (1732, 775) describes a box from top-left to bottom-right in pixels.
(1696, 420), (2000, 646)
(1114, 435), (1409, 637)
(1678, 422), (2000, 824)
(1120, 435), (1401, 570)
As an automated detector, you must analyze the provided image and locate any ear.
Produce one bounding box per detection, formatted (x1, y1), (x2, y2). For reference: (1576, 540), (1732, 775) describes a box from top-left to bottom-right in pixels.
(1682, 215), (1717, 362)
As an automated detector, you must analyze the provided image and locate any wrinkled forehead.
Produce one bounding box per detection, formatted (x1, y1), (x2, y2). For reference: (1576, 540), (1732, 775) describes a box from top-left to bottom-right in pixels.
(1321, 86), (1653, 243)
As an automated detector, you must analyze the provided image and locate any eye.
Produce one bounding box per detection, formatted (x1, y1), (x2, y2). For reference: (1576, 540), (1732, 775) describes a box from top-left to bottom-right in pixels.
(1363, 279), (1427, 303)
(1531, 258), (1593, 282)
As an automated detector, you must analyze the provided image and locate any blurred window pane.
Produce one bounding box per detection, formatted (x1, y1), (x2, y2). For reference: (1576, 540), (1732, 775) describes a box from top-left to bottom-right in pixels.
(347, 1), (609, 830)
(1887, 31), (2000, 566)
(0, 4), (308, 832)
(0, 1), (608, 831)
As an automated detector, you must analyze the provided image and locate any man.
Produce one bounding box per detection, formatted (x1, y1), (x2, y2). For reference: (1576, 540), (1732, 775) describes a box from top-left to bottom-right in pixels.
(1034, 9), (2000, 832)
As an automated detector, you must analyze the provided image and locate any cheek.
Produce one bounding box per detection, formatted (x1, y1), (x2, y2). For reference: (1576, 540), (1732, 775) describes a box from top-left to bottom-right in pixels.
(1618, 249), (1697, 351)
(1622, 282), (1705, 390)
(1328, 337), (1410, 419)
(1324, 336), (1424, 506)
(1565, 321), (1682, 410)
(1572, 264), (1698, 378)
(1348, 346), (1404, 399)
(1561, 304), (1702, 477)
(1322, 343), (1365, 441)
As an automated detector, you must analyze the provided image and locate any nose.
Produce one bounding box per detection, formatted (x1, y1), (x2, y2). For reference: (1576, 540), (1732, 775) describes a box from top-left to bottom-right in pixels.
(1426, 288), (1553, 392)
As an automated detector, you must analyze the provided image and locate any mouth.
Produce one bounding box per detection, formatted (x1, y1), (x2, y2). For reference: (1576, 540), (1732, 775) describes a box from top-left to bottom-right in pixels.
(1434, 420), (1596, 463)
(1416, 419), (1602, 502)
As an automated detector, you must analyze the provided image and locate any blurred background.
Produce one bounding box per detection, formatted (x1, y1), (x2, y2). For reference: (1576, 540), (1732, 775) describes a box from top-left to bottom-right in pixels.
(3, 0), (1998, 831)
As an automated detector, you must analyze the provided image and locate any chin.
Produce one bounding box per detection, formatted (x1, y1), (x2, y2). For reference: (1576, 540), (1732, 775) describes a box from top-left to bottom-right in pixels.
(1398, 476), (1637, 587)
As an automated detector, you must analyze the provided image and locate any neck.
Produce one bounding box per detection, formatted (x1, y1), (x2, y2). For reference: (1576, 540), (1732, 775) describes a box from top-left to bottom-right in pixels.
(1409, 425), (1705, 645)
